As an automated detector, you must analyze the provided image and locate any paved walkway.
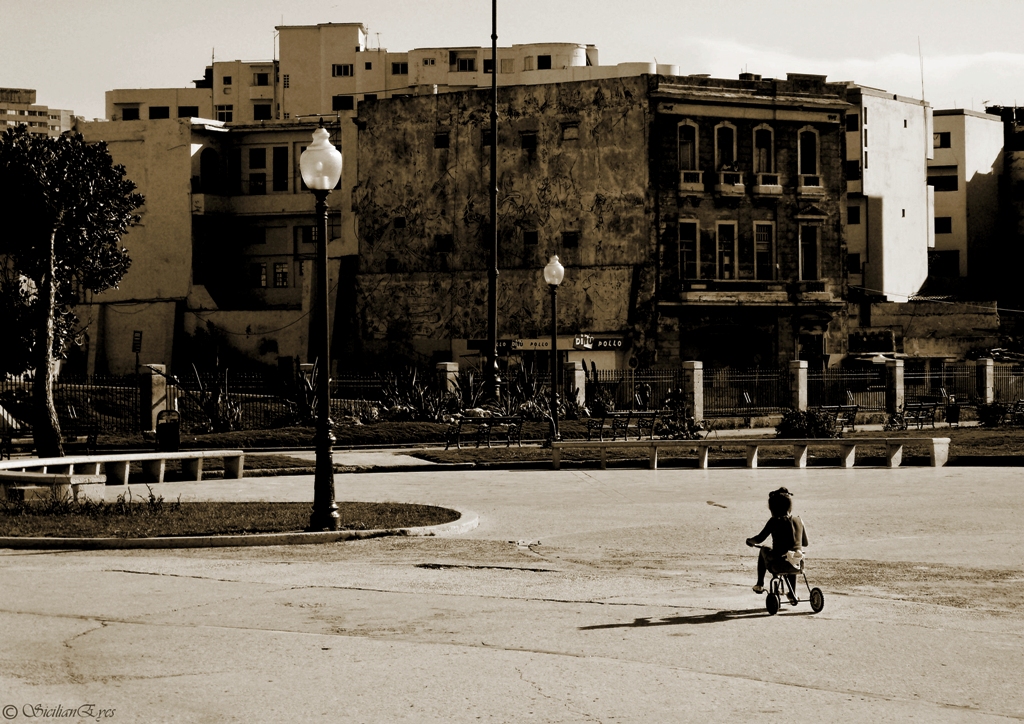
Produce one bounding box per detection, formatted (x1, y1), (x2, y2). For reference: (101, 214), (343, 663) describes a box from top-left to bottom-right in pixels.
(1, 457), (1020, 722)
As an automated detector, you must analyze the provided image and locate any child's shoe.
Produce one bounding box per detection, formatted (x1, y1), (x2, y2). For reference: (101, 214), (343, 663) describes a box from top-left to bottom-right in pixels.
(752, 585), (765, 594)
(786, 591), (798, 605)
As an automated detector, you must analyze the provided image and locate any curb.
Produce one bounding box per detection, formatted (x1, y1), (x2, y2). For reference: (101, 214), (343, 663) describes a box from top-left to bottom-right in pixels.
(0, 510), (479, 551)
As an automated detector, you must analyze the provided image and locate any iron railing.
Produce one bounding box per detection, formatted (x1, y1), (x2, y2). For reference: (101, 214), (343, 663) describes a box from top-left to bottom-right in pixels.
(703, 368), (788, 416)
(808, 367), (886, 411)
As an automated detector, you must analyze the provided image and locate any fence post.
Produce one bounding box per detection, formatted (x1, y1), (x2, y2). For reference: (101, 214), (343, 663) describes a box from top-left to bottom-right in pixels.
(885, 359), (904, 414)
(565, 361), (586, 406)
(140, 364), (167, 433)
(976, 358), (994, 404)
(682, 361), (703, 421)
(436, 362), (459, 395)
(789, 360), (807, 411)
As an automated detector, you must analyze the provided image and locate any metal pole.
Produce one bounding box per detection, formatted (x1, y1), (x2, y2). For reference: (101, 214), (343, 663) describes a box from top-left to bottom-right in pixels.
(549, 284), (560, 441)
(309, 189), (339, 531)
(487, 0), (500, 401)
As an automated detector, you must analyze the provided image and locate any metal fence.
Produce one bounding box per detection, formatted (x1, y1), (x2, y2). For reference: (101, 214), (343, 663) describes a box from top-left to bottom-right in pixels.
(0, 375), (142, 434)
(904, 364), (978, 405)
(589, 369), (682, 410)
(703, 368), (789, 416)
(807, 367), (886, 411)
(993, 364), (1024, 403)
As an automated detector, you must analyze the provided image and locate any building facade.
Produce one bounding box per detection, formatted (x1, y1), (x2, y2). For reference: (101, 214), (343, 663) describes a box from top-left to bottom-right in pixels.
(0, 88), (75, 137)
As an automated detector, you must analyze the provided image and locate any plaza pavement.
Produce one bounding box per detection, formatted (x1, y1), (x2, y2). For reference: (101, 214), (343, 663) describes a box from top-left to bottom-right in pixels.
(0, 444), (1022, 723)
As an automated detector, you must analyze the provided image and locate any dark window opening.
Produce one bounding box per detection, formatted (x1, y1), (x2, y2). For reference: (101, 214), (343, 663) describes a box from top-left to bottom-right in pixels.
(483, 59), (494, 74)
(523, 230), (539, 245)
(845, 159), (862, 181)
(249, 148), (266, 169)
(537, 55), (552, 70)
(847, 253), (862, 275)
(250, 263), (267, 288)
(249, 173), (266, 195)
(391, 62), (408, 75)
(254, 72), (269, 86)
(928, 175), (959, 192)
(481, 128), (494, 146)
(561, 231), (580, 248)
(362, 94), (377, 103)
(385, 258), (399, 273)
(561, 123), (579, 141)
(364, 62), (372, 70)
(848, 206), (861, 225)
(754, 128), (773, 173)
(332, 95), (355, 111)
(800, 226), (819, 281)
(521, 132), (537, 151)
(846, 113), (859, 132)
(934, 132), (951, 149)
(935, 216), (953, 234)
(177, 106), (199, 118)
(716, 126), (735, 169)
(678, 124), (696, 171)
(434, 234), (454, 253)
(272, 146), (288, 192)
(253, 104), (272, 120)
(434, 132), (450, 149)
(799, 131), (818, 175)
(754, 224), (774, 280)
(223, 76), (232, 86)
(148, 106), (170, 119)
(393, 216), (406, 229)
(121, 107), (140, 121)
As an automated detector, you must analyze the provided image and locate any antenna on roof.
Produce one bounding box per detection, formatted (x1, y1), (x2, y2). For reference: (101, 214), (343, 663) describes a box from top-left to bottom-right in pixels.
(918, 36), (925, 100)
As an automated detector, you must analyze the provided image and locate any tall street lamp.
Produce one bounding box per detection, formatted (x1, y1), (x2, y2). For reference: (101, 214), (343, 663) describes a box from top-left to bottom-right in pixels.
(543, 255), (564, 441)
(299, 120), (342, 531)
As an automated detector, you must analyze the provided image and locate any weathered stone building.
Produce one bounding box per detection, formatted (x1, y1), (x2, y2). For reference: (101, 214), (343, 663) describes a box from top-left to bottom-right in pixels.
(352, 73), (853, 369)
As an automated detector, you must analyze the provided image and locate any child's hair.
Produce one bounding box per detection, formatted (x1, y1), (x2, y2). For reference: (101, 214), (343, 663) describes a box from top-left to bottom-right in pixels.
(768, 487), (793, 517)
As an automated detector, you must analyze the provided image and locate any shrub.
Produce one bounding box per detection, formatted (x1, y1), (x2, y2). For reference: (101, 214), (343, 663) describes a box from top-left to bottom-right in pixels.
(776, 409), (839, 439)
(977, 402), (1007, 427)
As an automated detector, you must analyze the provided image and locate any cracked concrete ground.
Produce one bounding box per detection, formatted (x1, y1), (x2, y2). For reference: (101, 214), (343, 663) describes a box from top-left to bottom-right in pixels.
(1, 464), (1022, 723)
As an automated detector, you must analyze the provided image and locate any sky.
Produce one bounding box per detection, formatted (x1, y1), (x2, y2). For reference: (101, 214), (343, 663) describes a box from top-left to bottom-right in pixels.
(3, 0), (1024, 121)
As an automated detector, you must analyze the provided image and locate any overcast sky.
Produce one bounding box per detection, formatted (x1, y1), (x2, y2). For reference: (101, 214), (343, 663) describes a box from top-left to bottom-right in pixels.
(4, 0), (1024, 120)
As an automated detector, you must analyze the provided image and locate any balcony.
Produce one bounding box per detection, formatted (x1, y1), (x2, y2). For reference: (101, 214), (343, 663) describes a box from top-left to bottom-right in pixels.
(677, 169), (704, 193)
(798, 174), (826, 196)
(715, 171), (745, 195)
(753, 173), (783, 195)
(660, 278), (840, 306)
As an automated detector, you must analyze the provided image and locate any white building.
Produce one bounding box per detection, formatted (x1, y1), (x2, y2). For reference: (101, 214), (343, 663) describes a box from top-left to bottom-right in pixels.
(928, 109), (1004, 280)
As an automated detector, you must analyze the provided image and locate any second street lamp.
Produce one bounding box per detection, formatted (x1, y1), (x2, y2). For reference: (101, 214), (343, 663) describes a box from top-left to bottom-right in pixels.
(299, 120), (342, 531)
(543, 255), (564, 441)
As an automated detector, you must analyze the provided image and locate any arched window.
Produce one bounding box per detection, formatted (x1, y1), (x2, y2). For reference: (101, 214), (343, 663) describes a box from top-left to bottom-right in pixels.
(677, 121), (698, 172)
(798, 127), (819, 176)
(753, 125), (774, 174)
(715, 122), (737, 171)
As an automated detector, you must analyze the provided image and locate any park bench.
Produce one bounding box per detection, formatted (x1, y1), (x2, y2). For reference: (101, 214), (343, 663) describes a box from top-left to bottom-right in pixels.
(0, 450), (245, 489)
(585, 411), (660, 441)
(551, 436), (950, 471)
(445, 416), (523, 450)
(904, 401), (939, 429)
(1003, 400), (1024, 426)
(820, 404), (859, 434)
(1, 405), (100, 459)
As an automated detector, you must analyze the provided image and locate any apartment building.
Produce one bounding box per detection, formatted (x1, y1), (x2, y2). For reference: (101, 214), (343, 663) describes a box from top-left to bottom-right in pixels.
(0, 88), (75, 137)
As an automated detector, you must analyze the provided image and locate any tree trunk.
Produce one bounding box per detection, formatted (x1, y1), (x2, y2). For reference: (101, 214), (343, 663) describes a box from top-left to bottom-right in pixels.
(32, 229), (63, 458)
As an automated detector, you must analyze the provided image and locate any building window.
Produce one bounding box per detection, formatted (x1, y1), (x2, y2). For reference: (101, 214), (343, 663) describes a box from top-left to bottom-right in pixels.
(561, 231), (580, 248)
(177, 106), (199, 118)
(332, 64), (355, 77)
(434, 132), (450, 149)
(754, 223), (775, 280)
(677, 121), (698, 172)
(481, 128), (494, 147)
(933, 131), (952, 149)
(273, 262), (289, 288)
(223, 76), (232, 86)
(216, 105), (233, 122)
(121, 107), (140, 121)
(253, 104), (272, 120)
(798, 128), (819, 176)
(716, 223), (737, 279)
(393, 216), (406, 229)
(391, 62), (408, 75)
(848, 206), (861, 225)
(385, 258), (399, 273)
(254, 72), (269, 86)
(423, 58), (435, 66)
(935, 216), (953, 234)
(456, 57), (476, 72)
(524, 56), (534, 71)
(715, 123), (736, 170)
(272, 146), (288, 192)
(561, 123), (579, 141)
(251, 263), (267, 288)
(847, 253), (862, 275)
(295, 226), (316, 245)
(846, 113), (859, 132)
(500, 58), (514, 73)
(523, 230), (539, 246)
(537, 55), (552, 70)
(799, 226), (819, 281)
(845, 159), (862, 181)
(679, 221), (698, 279)
(249, 173), (266, 195)
(483, 59), (494, 74)
(364, 62), (373, 70)
(520, 132), (537, 151)
(249, 148), (266, 169)
(434, 234), (454, 253)
(332, 95), (355, 111)
(753, 125), (774, 174)
(148, 106), (170, 119)
(927, 175), (958, 192)
(362, 94), (377, 103)
(283, 74), (290, 88)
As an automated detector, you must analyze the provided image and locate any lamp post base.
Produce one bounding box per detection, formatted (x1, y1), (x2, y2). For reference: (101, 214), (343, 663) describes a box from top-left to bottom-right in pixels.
(309, 422), (340, 531)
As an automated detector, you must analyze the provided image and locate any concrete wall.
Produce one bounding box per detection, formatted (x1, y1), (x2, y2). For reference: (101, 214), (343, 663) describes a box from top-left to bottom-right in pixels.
(868, 301), (999, 358)
(105, 88), (213, 122)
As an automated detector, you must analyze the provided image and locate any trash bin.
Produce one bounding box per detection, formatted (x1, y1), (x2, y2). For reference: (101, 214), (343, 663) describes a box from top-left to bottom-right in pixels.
(945, 399), (961, 428)
(156, 409), (181, 452)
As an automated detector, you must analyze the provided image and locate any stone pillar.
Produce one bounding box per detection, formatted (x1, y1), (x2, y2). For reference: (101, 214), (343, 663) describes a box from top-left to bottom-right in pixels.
(565, 361), (586, 406)
(436, 362), (459, 395)
(140, 364), (168, 433)
(976, 358), (994, 404)
(682, 361), (703, 421)
(885, 359), (904, 414)
(789, 360), (808, 412)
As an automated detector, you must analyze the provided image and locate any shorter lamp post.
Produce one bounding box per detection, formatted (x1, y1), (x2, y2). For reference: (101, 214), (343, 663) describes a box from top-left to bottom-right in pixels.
(543, 255), (565, 441)
(299, 120), (342, 531)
